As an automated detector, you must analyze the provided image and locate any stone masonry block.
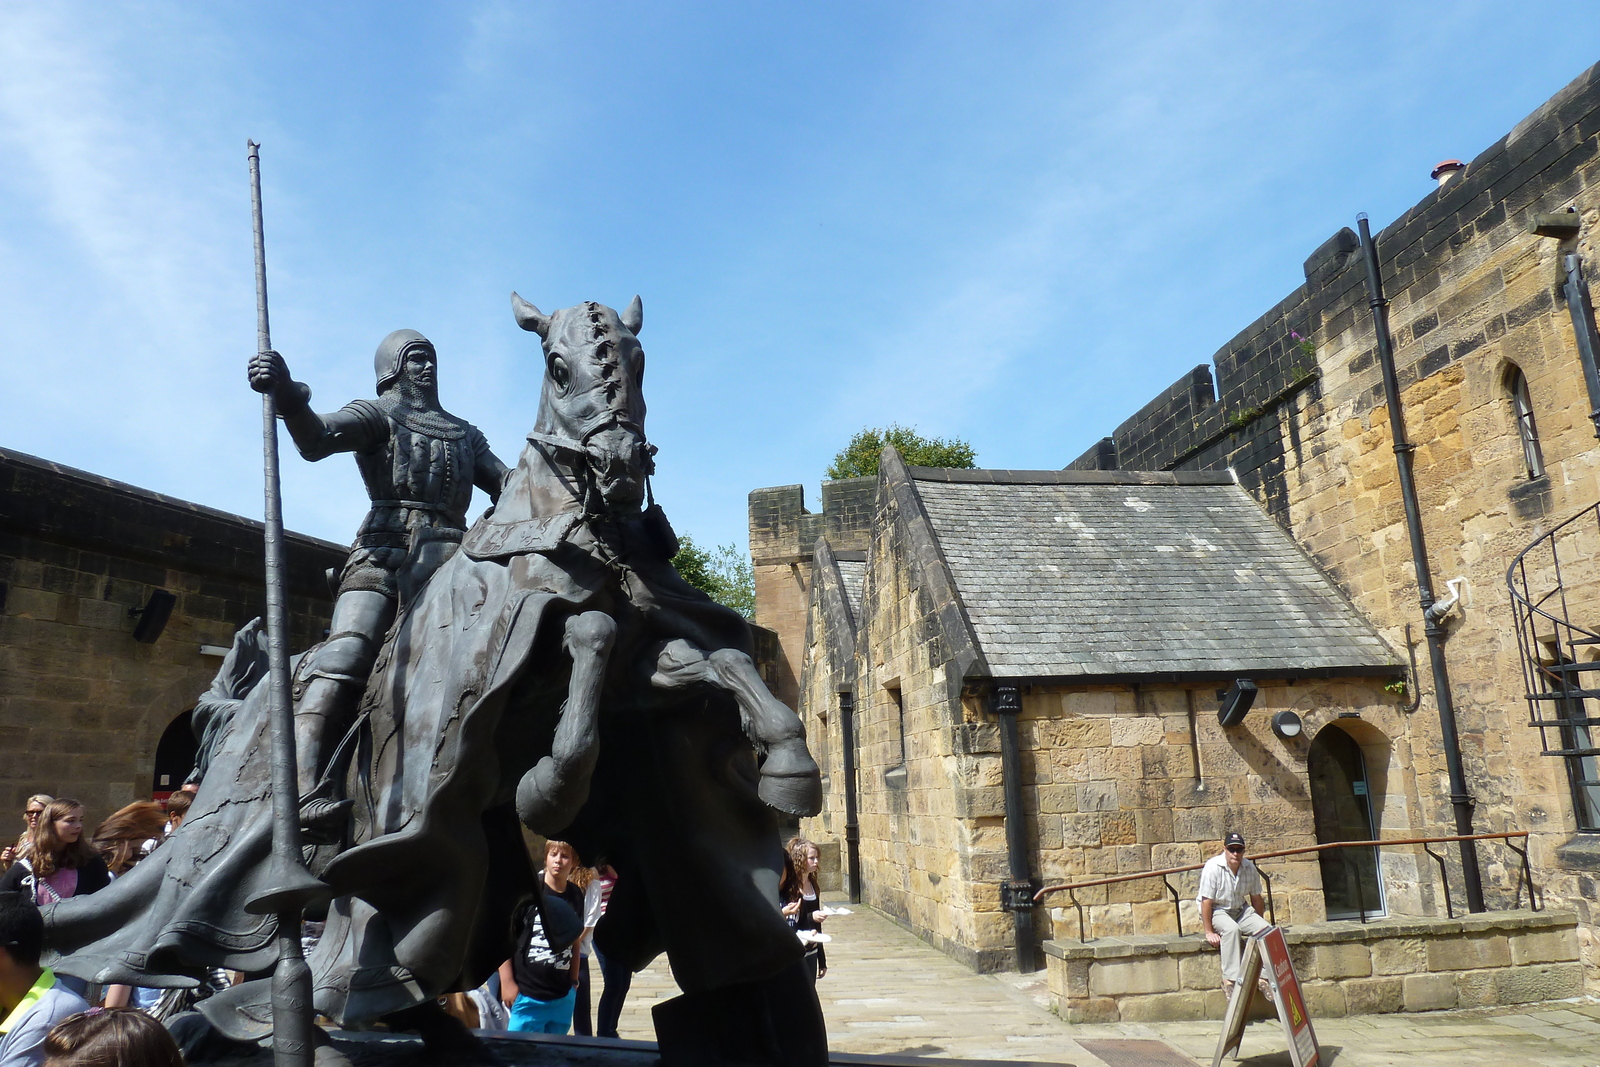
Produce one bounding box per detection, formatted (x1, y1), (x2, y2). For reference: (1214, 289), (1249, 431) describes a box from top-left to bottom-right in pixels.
(1062, 997), (1118, 1024)
(1344, 975), (1404, 1015)
(1312, 942), (1372, 979)
(1300, 980), (1350, 1018)
(1118, 991), (1210, 1022)
(1453, 969), (1497, 1008)
(1493, 962), (1585, 1004)
(1179, 951), (1222, 991)
(1109, 717), (1163, 747)
(1509, 928), (1580, 965)
(1370, 937), (1426, 975)
(1403, 973), (1458, 1012)
(1089, 956), (1179, 997)
(1425, 934), (1511, 972)
(1046, 954), (1091, 999)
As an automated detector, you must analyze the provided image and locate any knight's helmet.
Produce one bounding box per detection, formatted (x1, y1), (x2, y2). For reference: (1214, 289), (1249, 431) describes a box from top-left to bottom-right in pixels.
(374, 329), (433, 392)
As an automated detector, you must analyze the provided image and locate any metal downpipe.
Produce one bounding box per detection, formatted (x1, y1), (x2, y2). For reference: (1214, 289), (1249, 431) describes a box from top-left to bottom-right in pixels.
(839, 691), (862, 904)
(1355, 213), (1485, 913)
(994, 685), (1038, 970)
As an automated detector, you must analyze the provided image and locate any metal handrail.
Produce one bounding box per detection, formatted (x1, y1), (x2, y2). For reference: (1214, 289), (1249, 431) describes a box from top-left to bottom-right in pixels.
(1032, 831), (1536, 944)
(1507, 500), (1600, 756)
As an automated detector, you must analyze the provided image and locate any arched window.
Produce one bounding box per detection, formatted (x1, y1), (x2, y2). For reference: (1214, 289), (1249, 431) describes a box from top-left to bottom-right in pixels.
(1506, 365), (1545, 479)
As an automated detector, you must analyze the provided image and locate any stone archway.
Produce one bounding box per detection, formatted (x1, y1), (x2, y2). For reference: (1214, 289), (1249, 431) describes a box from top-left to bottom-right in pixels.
(1308, 723), (1386, 920)
(150, 709), (197, 801)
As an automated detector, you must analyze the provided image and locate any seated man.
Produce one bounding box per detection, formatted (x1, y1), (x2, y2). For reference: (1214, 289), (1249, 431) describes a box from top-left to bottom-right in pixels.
(1198, 831), (1269, 1002)
(0, 891), (89, 1067)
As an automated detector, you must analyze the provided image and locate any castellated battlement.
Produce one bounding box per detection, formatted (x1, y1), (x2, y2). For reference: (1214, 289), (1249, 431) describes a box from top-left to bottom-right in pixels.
(749, 476), (875, 567)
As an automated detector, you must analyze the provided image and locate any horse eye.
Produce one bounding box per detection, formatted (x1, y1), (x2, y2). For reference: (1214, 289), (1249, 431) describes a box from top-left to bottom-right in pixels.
(549, 356), (570, 392)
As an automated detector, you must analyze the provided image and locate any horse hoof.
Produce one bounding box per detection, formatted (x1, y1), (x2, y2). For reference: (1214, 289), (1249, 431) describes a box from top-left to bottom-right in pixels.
(760, 741), (822, 816)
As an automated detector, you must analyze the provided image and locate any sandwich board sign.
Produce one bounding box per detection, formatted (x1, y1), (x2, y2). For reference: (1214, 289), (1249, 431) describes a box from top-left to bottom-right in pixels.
(1212, 926), (1319, 1067)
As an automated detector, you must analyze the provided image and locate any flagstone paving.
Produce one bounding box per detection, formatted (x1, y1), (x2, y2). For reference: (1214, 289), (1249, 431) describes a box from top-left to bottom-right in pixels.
(612, 898), (1600, 1065)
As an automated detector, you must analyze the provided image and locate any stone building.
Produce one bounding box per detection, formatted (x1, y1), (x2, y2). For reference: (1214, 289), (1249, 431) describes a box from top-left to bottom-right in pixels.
(752, 60), (1600, 1008)
(0, 446), (345, 823)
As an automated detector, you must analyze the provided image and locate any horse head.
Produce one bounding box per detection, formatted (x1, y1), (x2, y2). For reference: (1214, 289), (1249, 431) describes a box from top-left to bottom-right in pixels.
(512, 294), (652, 513)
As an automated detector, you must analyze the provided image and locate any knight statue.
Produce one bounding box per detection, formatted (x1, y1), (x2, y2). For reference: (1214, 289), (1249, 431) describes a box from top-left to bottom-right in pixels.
(246, 332), (509, 832)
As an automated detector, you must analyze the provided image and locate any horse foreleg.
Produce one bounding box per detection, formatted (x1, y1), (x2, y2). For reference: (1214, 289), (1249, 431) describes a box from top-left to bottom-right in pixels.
(651, 639), (822, 817)
(515, 611), (615, 835)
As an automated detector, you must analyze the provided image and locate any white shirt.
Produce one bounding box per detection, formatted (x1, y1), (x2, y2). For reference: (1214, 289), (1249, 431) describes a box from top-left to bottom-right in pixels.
(579, 879), (604, 957)
(1196, 853), (1262, 911)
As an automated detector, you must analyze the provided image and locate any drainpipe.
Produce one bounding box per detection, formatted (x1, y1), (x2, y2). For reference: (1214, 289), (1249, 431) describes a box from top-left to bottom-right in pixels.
(838, 690), (862, 904)
(1355, 213), (1485, 913)
(993, 684), (1038, 971)
(1559, 252), (1600, 440)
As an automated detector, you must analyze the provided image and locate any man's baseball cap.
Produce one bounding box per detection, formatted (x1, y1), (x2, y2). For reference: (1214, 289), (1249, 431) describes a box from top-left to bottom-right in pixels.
(1224, 832), (1246, 848)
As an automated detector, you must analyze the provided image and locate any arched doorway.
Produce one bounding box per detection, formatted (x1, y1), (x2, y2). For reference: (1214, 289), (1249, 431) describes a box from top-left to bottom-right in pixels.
(151, 710), (197, 801)
(1308, 725), (1385, 920)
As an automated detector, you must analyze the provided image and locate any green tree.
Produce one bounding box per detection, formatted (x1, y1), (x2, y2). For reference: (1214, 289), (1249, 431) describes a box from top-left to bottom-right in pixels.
(671, 535), (755, 619)
(826, 424), (977, 479)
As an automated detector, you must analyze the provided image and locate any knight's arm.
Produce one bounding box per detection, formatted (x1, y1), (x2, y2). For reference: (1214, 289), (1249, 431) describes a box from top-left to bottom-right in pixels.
(471, 428), (511, 503)
(248, 350), (384, 460)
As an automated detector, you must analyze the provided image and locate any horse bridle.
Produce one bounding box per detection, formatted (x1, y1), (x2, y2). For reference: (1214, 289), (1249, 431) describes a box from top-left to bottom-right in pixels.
(527, 415), (658, 515)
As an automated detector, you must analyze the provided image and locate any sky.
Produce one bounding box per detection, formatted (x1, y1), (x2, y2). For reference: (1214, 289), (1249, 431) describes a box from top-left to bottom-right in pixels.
(3, 3), (1600, 555)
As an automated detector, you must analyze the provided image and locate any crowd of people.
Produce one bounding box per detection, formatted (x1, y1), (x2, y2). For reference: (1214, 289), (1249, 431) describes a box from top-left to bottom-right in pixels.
(1, 792), (195, 1067)
(0, 793), (849, 1065)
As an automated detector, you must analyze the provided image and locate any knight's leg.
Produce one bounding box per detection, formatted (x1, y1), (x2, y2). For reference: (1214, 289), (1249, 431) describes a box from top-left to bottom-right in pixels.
(651, 640), (821, 816)
(516, 611), (616, 835)
(293, 589), (394, 802)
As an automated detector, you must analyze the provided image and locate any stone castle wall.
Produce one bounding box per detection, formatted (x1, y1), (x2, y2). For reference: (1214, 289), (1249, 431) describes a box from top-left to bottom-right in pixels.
(749, 478), (874, 709)
(1066, 61), (1600, 985)
(0, 448), (344, 824)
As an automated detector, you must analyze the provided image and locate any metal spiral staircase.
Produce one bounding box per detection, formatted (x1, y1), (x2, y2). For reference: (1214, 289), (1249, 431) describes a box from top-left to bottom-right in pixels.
(1507, 501), (1600, 763)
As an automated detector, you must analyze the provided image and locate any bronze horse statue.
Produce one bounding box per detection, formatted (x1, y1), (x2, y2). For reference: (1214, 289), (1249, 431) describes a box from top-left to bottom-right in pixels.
(42, 297), (826, 1064)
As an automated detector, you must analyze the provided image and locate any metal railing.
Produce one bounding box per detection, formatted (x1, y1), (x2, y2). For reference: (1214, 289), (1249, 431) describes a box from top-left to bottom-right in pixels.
(1032, 831), (1538, 944)
(1508, 500), (1600, 759)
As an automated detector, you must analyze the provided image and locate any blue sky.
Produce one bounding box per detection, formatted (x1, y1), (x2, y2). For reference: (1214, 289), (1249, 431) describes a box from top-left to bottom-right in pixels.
(3, 3), (1599, 555)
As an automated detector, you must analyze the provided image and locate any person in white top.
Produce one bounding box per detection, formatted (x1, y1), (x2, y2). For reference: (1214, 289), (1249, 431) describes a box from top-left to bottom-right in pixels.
(1197, 832), (1269, 1001)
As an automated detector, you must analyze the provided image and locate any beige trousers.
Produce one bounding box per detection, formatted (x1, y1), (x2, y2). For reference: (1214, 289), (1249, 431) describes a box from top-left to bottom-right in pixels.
(1213, 907), (1270, 983)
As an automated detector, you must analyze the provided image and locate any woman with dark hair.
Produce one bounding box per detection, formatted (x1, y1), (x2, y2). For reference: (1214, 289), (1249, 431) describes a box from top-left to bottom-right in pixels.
(90, 803), (167, 877)
(42, 1007), (185, 1067)
(0, 800), (109, 905)
(780, 837), (827, 981)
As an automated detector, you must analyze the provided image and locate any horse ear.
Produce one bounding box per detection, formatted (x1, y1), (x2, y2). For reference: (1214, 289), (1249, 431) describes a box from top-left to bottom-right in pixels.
(621, 295), (643, 335)
(511, 292), (550, 339)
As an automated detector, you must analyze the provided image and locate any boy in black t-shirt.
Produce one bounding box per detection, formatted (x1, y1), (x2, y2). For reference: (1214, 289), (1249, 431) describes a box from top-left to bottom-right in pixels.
(500, 840), (587, 1034)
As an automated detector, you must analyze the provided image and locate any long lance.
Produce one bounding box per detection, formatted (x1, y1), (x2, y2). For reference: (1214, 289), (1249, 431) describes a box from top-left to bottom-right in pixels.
(246, 140), (325, 1067)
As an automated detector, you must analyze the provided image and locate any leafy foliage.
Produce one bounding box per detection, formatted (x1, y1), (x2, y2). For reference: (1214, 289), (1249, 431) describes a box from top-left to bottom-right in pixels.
(825, 424), (977, 479)
(671, 535), (755, 619)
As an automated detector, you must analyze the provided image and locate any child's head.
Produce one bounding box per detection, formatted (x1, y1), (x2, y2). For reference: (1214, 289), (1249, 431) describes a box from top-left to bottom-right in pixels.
(545, 839), (578, 878)
(43, 1008), (184, 1067)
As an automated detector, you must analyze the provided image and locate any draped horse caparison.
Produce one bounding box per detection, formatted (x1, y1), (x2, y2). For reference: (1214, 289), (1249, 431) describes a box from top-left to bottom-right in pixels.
(39, 296), (825, 1048)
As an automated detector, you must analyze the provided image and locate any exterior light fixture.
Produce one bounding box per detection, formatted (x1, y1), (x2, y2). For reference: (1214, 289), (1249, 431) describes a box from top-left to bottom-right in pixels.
(129, 589), (177, 644)
(1270, 711), (1303, 740)
(1217, 679), (1258, 726)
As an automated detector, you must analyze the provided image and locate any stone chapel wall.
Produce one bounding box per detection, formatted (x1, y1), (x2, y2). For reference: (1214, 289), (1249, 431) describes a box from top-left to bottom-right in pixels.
(1066, 61), (1600, 983)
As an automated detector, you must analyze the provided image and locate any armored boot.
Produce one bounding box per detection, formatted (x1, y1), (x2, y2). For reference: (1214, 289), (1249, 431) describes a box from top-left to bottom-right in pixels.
(291, 590), (393, 841)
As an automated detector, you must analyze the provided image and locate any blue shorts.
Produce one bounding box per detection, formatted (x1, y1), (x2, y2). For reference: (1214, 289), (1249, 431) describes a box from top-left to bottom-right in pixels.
(509, 988), (576, 1034)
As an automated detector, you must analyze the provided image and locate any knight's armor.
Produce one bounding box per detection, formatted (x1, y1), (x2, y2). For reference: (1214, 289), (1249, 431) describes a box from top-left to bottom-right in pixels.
(264, 329), (508, 814)
(330, 392), (500, 602)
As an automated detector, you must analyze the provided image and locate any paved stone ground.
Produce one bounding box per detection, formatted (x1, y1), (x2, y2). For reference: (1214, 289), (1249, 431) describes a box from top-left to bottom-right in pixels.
(611, 900), (1600, 1065)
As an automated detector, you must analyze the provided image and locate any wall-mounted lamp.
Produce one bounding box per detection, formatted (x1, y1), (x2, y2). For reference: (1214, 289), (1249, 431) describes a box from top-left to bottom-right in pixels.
(1217, 679), (1258, 726)
(129, 589), (177, 644)
(1270, 711), (1303, 740)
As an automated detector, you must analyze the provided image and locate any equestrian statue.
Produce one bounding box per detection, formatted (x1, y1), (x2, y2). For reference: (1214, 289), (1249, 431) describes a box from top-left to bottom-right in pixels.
(39, 296), (827, 1066)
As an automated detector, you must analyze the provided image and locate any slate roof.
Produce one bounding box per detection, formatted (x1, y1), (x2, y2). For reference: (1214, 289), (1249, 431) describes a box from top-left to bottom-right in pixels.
(907, 467), (1400, 681)
(835, 559), (866, 627)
